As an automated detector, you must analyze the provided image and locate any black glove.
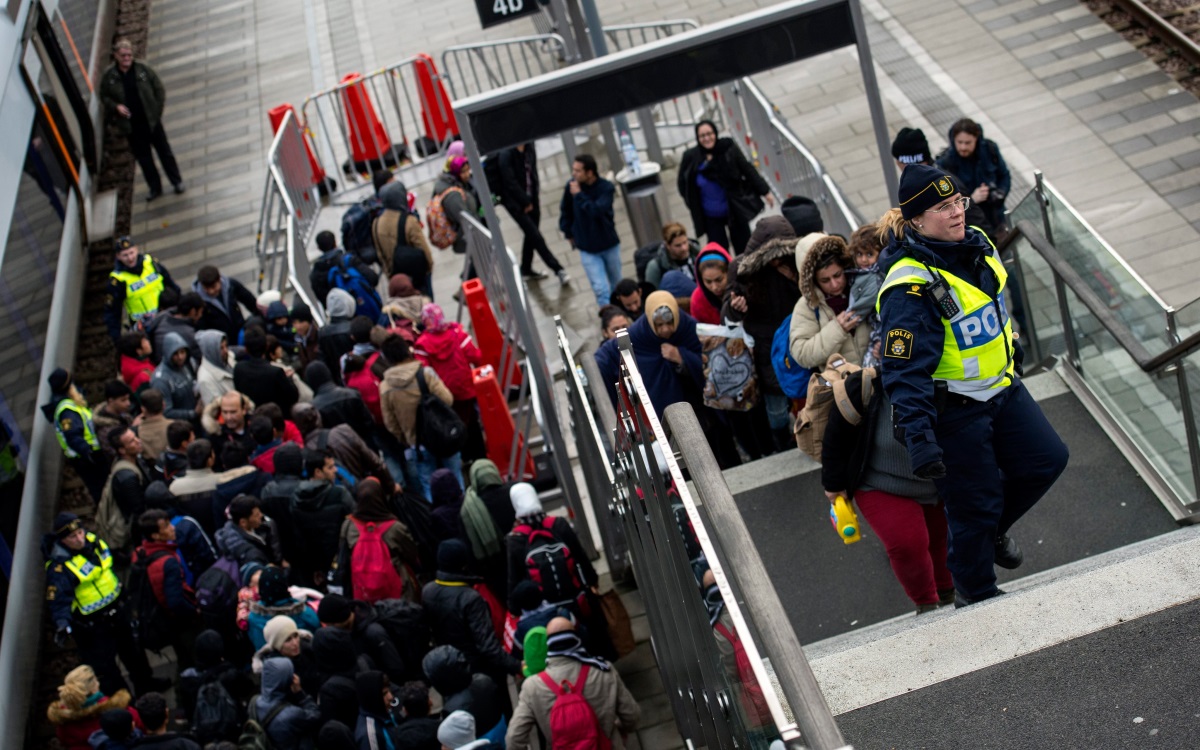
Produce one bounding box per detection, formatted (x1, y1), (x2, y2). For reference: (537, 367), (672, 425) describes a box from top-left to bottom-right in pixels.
(914, 460), (947, 480)
(54, 624), (71, 648)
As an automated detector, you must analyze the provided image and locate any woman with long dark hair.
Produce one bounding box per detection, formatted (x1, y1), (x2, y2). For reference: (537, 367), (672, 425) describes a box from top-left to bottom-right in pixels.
(677, 120), (774, 254)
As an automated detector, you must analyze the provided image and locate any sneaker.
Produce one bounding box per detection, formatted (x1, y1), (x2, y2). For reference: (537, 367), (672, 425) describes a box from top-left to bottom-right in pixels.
(146, 190), (162, 202)
(993, 535), (1023, 569)
(556, 269), (570, 285)
(173, 182), (186, 194)
(522, 269), (548, 281)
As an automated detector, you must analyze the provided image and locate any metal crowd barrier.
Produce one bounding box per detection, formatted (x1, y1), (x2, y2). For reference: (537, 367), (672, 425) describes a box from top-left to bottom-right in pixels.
(301, 56), (458, 192)
(254, 109), (324, 321)
(719, 78), (861, 237)
(555, 319), (630, 581)
(601, 330), (848, 749)
(441, 34), (568, 101)
(457, 216), (597, 559)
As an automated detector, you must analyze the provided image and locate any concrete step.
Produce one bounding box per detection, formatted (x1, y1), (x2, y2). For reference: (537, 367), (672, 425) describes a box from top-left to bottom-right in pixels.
(804, 523), (1200, 716)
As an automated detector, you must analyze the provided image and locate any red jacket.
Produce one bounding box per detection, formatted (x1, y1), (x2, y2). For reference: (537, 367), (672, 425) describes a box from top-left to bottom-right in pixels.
(121, 354), (155, 392)
(690, 242), (733, 325)
(284, 419), (305, 446)
(414, 324), (483, 401)
(345, 351), (384, 423)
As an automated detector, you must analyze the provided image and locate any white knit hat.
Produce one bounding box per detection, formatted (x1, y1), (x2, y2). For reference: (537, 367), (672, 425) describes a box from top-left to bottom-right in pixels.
(509, 482), (542, 518)
(437, 710), (477, 748)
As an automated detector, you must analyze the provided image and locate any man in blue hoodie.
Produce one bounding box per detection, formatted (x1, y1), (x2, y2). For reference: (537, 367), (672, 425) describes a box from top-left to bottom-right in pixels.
(254, 657), (322, 749)
(559, 154), (622, 306)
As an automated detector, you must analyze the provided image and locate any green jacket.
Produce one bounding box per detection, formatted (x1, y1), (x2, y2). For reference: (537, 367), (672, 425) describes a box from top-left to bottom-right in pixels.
(99, 61), (165, 135)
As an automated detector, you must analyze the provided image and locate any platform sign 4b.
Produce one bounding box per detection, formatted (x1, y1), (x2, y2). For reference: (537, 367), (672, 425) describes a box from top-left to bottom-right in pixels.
(476, 0), (540, 28)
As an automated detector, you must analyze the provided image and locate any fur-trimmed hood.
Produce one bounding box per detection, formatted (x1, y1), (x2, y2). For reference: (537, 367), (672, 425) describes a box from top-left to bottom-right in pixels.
(734, 237), (797, 278)
(796, 233), (844, 309)
(47, 690), (130, 724)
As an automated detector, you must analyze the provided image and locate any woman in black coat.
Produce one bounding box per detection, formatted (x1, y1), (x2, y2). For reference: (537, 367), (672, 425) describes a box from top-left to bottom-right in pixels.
(677, 120), (774, 255)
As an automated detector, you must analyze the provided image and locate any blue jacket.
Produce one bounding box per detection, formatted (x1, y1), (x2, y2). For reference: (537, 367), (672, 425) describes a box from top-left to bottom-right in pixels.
(876, 227), (1007, 473)
(594, 311), (705, 418)
(170, 514), (216, 584)
(559, 178), (620, 253)
(256, 657), (322, 750)
(936, 126), (1011, 201)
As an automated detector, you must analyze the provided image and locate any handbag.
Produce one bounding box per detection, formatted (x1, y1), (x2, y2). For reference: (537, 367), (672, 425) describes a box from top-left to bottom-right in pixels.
(599, 589), (636, 659)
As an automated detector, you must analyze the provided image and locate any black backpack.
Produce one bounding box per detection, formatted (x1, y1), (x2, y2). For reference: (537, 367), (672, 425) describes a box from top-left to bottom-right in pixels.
(414, 368), (466, 458)
(634, 241), (660, 284)
(387, 489), (439, 578)
(373, 598), (431, 678)
(482, 152), (503, 201)
(391, 242), (430, 291)
(341, 196), (384, 264)
(514, 517), (585, 605)
(128, 548), (175, 652)
(192, 678), (241, 743)
(195, 556), (242, 630)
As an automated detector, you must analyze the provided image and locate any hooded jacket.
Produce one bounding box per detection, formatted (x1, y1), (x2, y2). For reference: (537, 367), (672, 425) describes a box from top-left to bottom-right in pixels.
(289, 479), (353, 580)
(593, 296), (705, 418)
(379, 361), (453, 447)
(374, 182), (434, 278)
(194, 275), (258, 341)
(195, 330), (234, 405)
(48, 690), (134, 750)
(788, 235), (871, 369)
(306, 424), (394, 487)
(307, 365), (376, 437)
(145, 310), (198, 366)
(255, 657), (321, 750)
(432, 170), (481, 254)
(689, 243), (733, 325)
(317, 289), (357, 384)
(414, 323), (483, 401)
(151, 332), (198, 420)
(422, 645), (505, 735)
(723, 236), (804, 394)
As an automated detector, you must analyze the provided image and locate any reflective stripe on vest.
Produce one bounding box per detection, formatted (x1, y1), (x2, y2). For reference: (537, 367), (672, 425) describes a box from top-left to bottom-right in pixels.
(877, 251), (1014, 399)
(53, 400), (99, 458)
(111, 255), (165, 321)
(61, 534), (121, 615)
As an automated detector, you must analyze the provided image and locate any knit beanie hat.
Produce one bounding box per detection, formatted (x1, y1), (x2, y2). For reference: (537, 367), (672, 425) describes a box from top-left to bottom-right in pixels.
(48, 367), (72, 393)
(437, 710), (478, 748)
(256, 290), (282, 315)
(318, 594), (354, 625)
(891, 127), (931, 166)
(510, 482), (542, 518)
(899, 164), (958, 220)
(437, 539), (472, 574)
(780, 196), (823, 237)
(258, 566), (291, 605)
(263, 615), (299, 652)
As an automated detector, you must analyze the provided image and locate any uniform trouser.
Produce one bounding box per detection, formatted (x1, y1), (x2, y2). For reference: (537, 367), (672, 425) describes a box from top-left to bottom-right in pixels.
(504, 205), (563, 274)
(74, 600), (156, 696)
(130, 121), (182, 194)
(933, 381), (1069, 599)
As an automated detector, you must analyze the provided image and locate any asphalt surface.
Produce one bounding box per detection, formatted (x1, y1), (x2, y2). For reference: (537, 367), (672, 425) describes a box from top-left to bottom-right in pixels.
(733, 390), (1178, 644)
(836, 596), (1200, 749)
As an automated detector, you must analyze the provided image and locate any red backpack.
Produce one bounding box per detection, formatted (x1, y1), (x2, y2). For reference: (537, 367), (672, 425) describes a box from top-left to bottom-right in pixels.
(714, 622), (772, 727)
(514, 518), (585, 605)
(539, 665), (612, 750)
(345, 352), (383, 423)
(350, 518), (405, 603)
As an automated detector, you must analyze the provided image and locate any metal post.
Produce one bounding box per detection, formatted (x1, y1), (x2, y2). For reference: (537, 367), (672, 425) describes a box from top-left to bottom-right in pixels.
(1033, 171), (1080, 371)
(849, 0), (899, 204)
(573, 0), (633, 171)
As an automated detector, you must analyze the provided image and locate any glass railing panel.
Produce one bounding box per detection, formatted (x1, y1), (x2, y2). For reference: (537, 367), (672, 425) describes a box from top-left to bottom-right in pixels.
(1038, 182), (1173, 356)
(1065, 289), (1196, 498)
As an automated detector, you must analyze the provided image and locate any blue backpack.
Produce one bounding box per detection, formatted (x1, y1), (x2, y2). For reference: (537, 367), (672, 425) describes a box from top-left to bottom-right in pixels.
(327, 256), (383, 322)
(771, 311), (818, 399)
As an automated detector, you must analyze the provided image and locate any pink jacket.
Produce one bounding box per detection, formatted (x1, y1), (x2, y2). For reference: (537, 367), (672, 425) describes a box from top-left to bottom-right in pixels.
(414, 323), (483, 401)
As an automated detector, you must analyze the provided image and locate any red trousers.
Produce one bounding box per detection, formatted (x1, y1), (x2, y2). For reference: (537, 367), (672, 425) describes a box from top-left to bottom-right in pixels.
(855, 490), (953, 606)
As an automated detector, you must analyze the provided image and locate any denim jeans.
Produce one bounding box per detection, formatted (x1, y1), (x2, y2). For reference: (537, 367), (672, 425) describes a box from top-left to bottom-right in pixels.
(578, 244), (623, 305)
(403, 445), (463, 501)
(764, 392), (791, 431)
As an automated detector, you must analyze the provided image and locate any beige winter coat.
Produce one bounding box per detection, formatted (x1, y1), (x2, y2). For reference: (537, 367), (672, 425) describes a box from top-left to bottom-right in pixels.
(788, 236), (871, 369)
(373, 211), (433, 277)
(378, 360), (452, 447)
(506, 656), (641, 750)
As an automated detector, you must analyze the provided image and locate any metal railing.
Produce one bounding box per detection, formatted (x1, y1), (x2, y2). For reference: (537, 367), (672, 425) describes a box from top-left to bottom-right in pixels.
(719, 78), (861, 237)
(556, 319), (630, 581)
(457, 216), (597, 558)
(1002, 171), (1200, 520)
(301, 56), (458, 193)
(254, 109), (324, 320)
(441, 34), (569, 101)
(575, 329), (849, 749)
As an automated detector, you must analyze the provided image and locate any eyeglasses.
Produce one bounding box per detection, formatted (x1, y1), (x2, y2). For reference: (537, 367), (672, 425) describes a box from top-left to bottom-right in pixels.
(928, 197), (971, 214)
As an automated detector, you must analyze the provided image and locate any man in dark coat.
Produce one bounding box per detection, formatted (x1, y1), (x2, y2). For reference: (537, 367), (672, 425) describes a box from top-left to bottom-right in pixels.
(317, 289), (357, 385)
(233, 329), (299, 418)
(288, 449), (354, 585)
(318, 594), (409, 685)
(193, 264), (259, 341)
(306, 360), (376, 442)
(497, 142), (567, 282)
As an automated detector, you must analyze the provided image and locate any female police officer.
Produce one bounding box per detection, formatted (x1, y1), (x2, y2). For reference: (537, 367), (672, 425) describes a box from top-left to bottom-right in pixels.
(874, 164), (1068, 607)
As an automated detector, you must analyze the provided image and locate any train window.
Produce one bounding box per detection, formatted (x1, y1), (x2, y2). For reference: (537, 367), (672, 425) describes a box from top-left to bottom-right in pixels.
(20, 5), (96, 176)
(50, 1), (97, 98)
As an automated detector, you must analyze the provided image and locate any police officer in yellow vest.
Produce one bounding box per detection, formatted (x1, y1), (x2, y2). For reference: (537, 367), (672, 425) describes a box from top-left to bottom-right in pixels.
(874, 164), (1069, 607)
(43, 512), (164, 697)
(40, 367), (109, 504)
(104, 235), (179, 342)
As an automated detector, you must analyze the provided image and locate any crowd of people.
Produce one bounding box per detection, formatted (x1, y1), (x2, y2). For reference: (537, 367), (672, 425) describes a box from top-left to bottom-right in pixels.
(592, 121), (1064, 617)
(43, 135), (645, 745)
